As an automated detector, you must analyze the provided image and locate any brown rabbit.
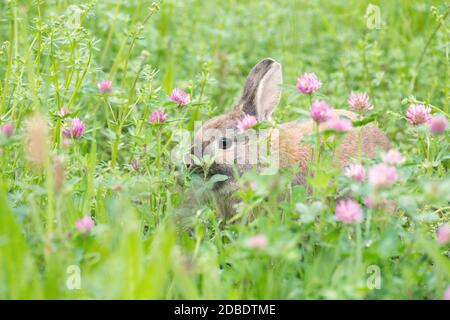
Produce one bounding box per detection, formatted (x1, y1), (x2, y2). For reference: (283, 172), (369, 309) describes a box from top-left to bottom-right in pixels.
(192, 58), (390, 217)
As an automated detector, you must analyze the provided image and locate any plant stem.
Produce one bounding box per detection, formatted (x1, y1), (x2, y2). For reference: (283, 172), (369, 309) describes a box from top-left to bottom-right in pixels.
(100, 2), (122, 65)
(409, 10), (449, 94)
(45, 153), (55, 259)
(120, 5), (159, 86)
(66, 43), (93, 110)
(356, 224), (362, 266)
(357, 112), (362, 161)
(103, 96), (116, 123)
(0, 7), (15, 115)
(313, 121), (320, 199)
(426, 135), (432, 174)
(110, 126), (121, 170)
(156, 128), (162, 224)
(157, 128), (162, 180)
(357, 126), (362, 161)
(314, 121), (320, 166)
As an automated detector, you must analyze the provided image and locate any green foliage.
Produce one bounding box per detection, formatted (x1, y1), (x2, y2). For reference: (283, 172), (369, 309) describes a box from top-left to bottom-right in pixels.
(0, 0), (448, 299)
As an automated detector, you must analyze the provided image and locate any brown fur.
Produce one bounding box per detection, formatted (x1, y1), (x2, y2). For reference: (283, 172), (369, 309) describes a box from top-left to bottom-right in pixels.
(275, 109), (390, 176)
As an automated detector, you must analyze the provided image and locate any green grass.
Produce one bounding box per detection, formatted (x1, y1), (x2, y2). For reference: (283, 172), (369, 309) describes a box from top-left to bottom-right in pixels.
(0, 0), (449, 299)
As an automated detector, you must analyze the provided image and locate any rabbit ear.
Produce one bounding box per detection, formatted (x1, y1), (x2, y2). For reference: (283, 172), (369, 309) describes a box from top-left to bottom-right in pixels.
(239, 58), (282, 122)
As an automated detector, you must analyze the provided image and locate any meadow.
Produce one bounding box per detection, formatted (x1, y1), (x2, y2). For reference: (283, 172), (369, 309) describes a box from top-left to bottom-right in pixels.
(0, 0), (449, 299)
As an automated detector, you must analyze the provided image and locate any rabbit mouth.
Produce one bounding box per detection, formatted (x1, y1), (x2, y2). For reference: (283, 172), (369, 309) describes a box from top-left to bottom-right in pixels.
(203, 162), (232, 179)
(185, 161), (233, 191)
(212, 178), (230, 191)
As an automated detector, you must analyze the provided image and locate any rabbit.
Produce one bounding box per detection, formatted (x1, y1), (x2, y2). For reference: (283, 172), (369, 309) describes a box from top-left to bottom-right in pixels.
(192, 58), (390, 217)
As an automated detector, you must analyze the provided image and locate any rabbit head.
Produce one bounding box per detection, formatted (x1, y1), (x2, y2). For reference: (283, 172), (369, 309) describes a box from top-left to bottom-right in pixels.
(192, 58), (282, 180)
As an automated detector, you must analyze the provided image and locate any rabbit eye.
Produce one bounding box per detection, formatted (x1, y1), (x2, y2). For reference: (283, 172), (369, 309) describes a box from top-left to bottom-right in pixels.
(219, 137), (233, 150)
